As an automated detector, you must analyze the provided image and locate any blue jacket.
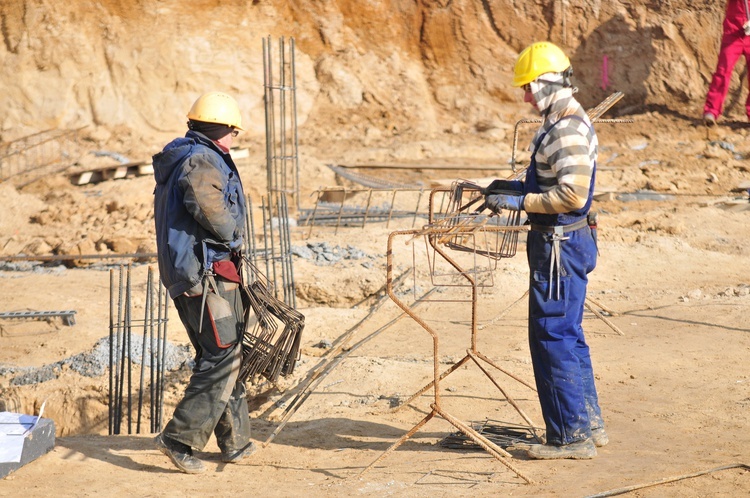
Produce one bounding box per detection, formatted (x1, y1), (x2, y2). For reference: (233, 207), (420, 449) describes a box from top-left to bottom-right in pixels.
(153, 131), (246, 298)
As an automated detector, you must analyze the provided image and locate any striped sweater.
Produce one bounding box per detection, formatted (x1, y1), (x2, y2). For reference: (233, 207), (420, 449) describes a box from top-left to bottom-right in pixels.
(524, 77), (597, 215)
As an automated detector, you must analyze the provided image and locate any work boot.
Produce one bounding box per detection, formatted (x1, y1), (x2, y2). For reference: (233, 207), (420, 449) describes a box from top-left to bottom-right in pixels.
(703, 112), (716, 127)
(154, 433), (206, 474)
(591, 427), (609, 447)
(527, 439), (597, 460)
(221, 441), (257, 463)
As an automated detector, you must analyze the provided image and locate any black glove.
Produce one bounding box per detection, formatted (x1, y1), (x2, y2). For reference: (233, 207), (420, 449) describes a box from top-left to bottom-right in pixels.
(485, 193), (525, 213)
(481, 179), (524, 195)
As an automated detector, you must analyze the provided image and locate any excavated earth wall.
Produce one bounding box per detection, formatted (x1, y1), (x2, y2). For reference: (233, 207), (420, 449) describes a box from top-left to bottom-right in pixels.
(0, 0), (736, 149)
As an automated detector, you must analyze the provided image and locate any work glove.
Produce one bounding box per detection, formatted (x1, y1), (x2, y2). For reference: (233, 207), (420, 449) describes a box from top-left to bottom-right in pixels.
(481, 179), (524, 195)
(485, 192), (525, 213)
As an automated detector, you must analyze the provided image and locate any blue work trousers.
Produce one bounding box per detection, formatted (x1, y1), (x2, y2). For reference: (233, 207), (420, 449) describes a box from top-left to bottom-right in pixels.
(526, 226), (604, 445)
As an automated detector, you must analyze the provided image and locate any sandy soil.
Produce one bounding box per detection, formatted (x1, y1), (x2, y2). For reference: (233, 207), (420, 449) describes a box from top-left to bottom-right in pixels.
(0, 110), (749, 496)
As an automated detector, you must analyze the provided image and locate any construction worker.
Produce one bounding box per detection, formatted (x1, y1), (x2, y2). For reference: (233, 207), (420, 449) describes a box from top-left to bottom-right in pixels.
(152, 92), (254, 473)
(703, 0), (750, 126)
(483, 42), (607, 459)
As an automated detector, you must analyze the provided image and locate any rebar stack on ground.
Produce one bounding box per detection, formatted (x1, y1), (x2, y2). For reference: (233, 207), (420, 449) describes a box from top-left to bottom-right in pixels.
(108, 265), (170, 435)
(0, 127), (84, 186)
(238, 258), (305, 384)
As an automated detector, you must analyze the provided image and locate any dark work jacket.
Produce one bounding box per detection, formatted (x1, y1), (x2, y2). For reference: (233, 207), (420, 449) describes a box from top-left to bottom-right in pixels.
(153, 130), (246, 298)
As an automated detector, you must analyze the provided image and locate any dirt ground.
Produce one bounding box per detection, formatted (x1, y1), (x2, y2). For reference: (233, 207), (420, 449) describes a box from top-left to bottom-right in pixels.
(0, 109), (749, 497)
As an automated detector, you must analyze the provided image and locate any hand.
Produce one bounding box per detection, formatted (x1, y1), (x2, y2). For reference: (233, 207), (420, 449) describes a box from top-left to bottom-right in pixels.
(481, 179), (524, 195)
(485, 193), (525, 213)
(229, 236), (244, 252)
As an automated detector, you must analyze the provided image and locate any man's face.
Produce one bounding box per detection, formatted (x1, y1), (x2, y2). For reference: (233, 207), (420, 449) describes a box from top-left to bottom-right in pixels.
(522, 83), (536, 107)
(214, 129), (236, 153)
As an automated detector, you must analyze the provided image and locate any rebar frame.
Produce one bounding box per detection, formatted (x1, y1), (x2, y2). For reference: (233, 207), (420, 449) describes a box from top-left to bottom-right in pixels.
(359, 222), (537, 483)
(108, 265), (170, 435)
(0, 128), (84, 185)
(264, 35), (300, 210)
(300, 187), (429, 237)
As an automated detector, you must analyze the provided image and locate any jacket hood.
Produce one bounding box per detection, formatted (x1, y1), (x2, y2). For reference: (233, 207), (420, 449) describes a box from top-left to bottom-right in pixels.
(152, 137), (194, 185)
(152, 131), (222, 184)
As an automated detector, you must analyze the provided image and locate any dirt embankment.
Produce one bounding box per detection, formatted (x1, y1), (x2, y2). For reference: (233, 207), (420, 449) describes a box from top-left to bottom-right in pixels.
(0, 0), (734, 153)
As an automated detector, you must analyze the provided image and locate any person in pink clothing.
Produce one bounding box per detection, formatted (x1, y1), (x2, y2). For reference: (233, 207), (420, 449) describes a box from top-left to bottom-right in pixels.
(703, 0), (750, 126)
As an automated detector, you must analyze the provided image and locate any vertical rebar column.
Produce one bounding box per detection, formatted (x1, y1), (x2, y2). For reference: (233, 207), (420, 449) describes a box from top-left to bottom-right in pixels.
(264, 36), (300, 211)
(158, 287), (169, 432)
(280, 193), (297, 308)
(261, 35), (299, 307)
(126, 265), (133, 435)
(137, 267), (152, 433)
(279, 36), (287, 196)
(263, 35), (277, 196)
(155, 279), (164, 433)
(108, 269), (115, 436)
(149, 270), (156, 433)
(115, 265), (125, 435)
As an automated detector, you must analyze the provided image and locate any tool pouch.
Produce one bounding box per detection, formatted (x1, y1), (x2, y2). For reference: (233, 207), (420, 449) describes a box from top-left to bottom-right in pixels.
(587, 211), (599, 255)
(203, 291), (238, 349)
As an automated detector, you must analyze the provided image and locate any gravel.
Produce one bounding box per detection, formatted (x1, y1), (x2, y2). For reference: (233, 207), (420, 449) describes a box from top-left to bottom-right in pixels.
(1, 335), (192, 386)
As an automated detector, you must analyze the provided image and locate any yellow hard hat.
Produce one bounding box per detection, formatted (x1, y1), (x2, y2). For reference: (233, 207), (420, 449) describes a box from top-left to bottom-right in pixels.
(512, 42), (571, 87)
(187, 92), (245, 131)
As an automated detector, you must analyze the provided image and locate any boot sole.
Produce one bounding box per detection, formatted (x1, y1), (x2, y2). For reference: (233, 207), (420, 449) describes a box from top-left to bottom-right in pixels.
(155, 435), (206, 474)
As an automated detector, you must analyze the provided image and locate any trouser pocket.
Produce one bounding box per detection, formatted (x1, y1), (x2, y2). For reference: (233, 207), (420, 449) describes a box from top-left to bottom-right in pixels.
(530, 270), (569, 318)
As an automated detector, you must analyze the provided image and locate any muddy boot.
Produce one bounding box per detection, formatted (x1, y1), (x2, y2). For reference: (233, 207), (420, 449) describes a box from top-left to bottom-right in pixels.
(591, 427), (609, 447)
(154, 433), (206, 474)
(527, 439), (597, 460)
(221, 441), (257, 464)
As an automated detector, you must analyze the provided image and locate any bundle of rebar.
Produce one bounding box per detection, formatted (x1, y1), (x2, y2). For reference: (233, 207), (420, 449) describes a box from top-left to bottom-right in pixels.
(439, 419), (539, 450)
(238, 258), (305, 384)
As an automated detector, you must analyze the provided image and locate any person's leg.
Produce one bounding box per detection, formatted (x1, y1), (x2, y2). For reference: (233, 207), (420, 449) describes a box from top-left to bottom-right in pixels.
(212, 280), (253, 460)
(742, 36), (750, 120)
(704, 34), (743, 118)
(526, 230), (592, 447)
(567, 230), (604, 434)
(163, 278), (247, 451)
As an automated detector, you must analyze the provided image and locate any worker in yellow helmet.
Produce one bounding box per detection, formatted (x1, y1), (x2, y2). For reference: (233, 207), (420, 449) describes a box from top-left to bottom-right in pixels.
(482, 42), (607, 460)
(152, 92), (255, 473)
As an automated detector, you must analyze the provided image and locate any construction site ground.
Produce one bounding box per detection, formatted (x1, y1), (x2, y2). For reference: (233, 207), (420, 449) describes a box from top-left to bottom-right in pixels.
(0, 109), (749, 497)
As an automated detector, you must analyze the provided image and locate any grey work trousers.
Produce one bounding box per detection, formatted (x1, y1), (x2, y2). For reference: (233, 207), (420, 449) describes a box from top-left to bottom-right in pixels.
(163, 277), (251, 454)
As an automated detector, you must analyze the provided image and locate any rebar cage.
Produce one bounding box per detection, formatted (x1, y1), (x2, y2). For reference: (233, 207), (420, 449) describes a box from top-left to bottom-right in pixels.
(420, 181), (525, 289)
